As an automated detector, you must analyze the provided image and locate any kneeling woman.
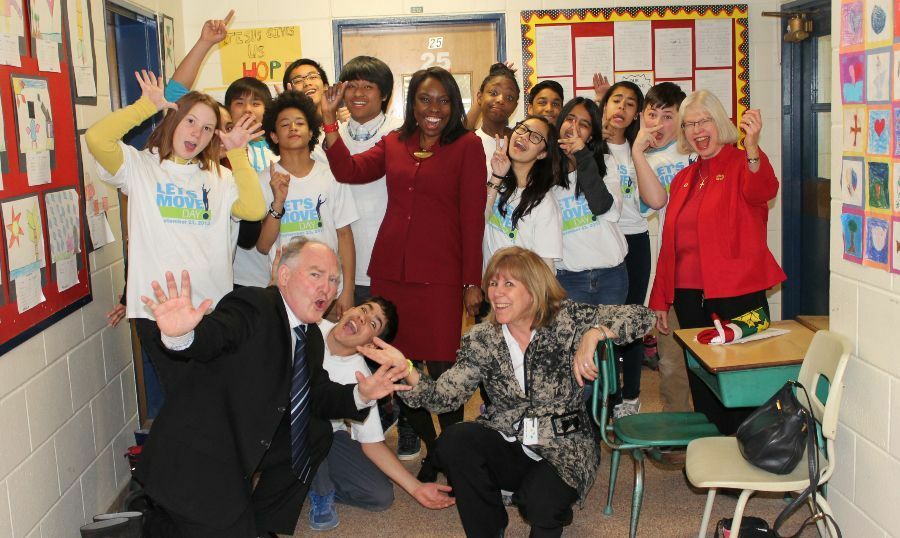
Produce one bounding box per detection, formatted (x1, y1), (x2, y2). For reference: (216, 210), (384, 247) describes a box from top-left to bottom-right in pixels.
(360, 247), (655, 537)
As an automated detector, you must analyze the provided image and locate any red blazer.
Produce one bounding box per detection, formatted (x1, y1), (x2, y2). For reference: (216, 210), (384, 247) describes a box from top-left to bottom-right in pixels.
(325, 129), (487, 286)
(649, 144), (786, 311)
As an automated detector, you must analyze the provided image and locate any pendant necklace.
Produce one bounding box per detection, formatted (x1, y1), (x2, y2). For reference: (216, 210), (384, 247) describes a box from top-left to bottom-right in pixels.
(413, 134), (435, 160)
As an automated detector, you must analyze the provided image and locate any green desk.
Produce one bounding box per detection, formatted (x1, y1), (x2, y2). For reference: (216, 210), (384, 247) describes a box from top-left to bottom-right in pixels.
(674, 320), (815, 408)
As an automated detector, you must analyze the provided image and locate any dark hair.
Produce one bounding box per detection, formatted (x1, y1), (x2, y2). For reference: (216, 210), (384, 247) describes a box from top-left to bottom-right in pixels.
(528, 79), (564, 104)
(224, 77), (271, 108)
(479, 62), (520, 95)
(366, 296), (399, 343)
(399, 67), (468, 145)
(146, 91), (221, 174)
(555, 97), (607, 194)
(283, 58), (329, 89)
(262, 90), (323, 155)
(644, 82), (686, 110)
(339, 56), (394, 113)
(597, 81), (644, 146)
(496, 115), (561, 230)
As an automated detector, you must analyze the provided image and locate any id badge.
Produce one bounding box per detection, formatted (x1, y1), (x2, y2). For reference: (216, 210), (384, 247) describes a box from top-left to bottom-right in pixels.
(523, 417), (539, 445)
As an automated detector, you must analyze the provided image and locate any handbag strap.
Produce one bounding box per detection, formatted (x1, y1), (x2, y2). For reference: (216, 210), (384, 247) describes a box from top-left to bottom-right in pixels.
(772, 381), (843, 538)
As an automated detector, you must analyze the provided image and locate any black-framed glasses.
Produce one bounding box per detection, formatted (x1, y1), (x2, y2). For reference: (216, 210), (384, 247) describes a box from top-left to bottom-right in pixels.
(290, 72), (322, 86)
(513, 123), (547, 145)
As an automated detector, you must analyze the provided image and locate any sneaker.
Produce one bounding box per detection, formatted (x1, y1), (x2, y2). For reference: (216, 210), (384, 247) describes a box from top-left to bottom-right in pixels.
(613, 398), (641, 419)
(308, 491), (339, 531)
(416, 456), (438, 482)
(642, 335), (660, 370)
(397, 423), (421, 461)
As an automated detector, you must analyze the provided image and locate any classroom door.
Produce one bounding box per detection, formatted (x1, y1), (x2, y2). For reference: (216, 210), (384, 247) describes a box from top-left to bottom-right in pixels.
(339, 19), (501, 118)
(782, 2), (831, 318)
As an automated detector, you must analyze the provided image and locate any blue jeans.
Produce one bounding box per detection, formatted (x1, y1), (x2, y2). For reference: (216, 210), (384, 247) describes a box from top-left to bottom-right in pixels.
(556, 263), (629, 306)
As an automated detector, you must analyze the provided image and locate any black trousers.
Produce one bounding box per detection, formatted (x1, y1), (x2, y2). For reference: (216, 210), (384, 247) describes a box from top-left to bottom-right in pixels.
(135, 318), (188, 397)
(400, 360), (463, 457)
(433, 422), (578, 538)
(620, 232), (651, 400)
(145, 417), (332, 537)
(673, 288), (770, 435)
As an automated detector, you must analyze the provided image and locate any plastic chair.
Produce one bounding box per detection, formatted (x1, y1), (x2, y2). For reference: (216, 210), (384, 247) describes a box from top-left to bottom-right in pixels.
(591, 341), (721, 538)
(685, 330), (850, 538)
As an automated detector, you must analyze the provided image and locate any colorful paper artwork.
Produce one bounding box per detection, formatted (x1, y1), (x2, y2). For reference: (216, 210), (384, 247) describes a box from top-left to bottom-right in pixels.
(842, 1), (865, 48)
(843, 106), (868, 154)
(867, 107), (891, 154)
(12, 75), (54, 153)
(841, 157), (865, 206)
(29, 0), (62, 43)
(2, 195), (46, 280)
(841, 207), (865, 263)
(0, 0), (26, 64)
(841, 52), (866, 103)
(66, 0), (96, 98)
(161, 15), (175, 83)
(892, 45), (900, 101)
(44, 189), (80, 262)
(866, 49), (891, 101)
(865, 0), (892, 46)
(863, 212), (890, 268)
(892, 217), (900, 273)
(892, 162), (900, 212)
(893, 106), (900, 157)
(867, 160), (891, 209)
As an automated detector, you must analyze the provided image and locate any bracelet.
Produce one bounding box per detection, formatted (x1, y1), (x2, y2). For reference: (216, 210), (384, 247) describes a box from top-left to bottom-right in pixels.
(268, 202), (284, 219)
(486, 180), (504, 192)
(747, 155), (760, 165)
(491, 172), (507, 180)
(406, 359), (415, 376)
(323, 121), (339, 133)
(463, 284), (478, 290)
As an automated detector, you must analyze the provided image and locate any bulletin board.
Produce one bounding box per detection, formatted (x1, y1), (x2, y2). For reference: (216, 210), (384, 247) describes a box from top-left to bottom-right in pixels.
(0, 0), (90, 354)
(837, 0), (898, 274)
(520, 5), (749, 123)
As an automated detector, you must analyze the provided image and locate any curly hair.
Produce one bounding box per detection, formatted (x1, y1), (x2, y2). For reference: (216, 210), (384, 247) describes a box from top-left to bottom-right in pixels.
(262, 90), (323, 155)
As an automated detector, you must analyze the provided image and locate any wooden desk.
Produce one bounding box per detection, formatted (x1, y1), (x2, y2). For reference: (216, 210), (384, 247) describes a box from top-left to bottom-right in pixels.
(796, 315), (829, 332)
(674, 320), (816, 408)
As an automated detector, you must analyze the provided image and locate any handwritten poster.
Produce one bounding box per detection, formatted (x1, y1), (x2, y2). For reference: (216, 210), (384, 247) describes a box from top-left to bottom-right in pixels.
(535, 25), (573, 77)
(218, 26), (301, 85)
(695, 19), (733, 68)
(0, 0), (24, 66)
(574, 36), (612, 87)
(654, 28), (693, 79)
(695, 69), (734, 117)
(614, 21), (652, 71)
(66, 0), (96, 98)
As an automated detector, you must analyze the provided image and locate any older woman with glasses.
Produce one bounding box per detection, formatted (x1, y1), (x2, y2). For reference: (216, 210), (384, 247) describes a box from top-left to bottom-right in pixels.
(648, 90), (786, 434)
(484, 115), (563, 270)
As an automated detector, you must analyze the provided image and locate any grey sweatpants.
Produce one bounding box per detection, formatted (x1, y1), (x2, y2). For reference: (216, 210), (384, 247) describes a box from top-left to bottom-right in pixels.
(309, 430), (394, 511)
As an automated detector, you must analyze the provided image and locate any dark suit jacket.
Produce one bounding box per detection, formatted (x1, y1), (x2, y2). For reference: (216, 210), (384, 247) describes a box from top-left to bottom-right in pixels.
(134, 285), (366, 528)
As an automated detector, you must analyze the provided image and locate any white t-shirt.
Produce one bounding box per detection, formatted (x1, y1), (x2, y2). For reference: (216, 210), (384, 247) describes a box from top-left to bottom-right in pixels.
(232, 142), (278, 288)
(642, 140), (694, 233)
(261, 160), (359, 258)
(553, 170), (628, 272)
(475, 128), (498, 183)
(483, 187), (562, 270)
(339, 113), (403, 286)
(97, 143), (238, 319)
(319, 320), (384, 443)
(608, 141), (647, 235)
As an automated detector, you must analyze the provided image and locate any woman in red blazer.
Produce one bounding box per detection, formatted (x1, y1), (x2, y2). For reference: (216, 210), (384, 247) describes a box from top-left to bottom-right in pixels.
(648, 90), (785, 434)
(321, 67), (487, 481)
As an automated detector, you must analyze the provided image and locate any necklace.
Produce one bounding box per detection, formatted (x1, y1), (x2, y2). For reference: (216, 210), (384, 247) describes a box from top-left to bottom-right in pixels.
(413, 134), (436, 159)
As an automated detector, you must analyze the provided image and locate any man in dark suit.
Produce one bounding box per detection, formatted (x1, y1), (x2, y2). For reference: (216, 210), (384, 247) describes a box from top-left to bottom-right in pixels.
(135, 238), (408, 537)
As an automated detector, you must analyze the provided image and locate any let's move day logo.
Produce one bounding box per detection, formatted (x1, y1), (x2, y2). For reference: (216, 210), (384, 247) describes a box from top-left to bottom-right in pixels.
(280, 196), (326, 234)
(156, 182), (212, 224)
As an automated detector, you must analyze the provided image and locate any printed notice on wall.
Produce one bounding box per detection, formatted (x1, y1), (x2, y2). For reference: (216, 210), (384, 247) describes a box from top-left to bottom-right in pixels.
(695, 19), (734, 68)
(695, 69), (734, 116)
(654, 28), (693, 79)
(613, 21), (652, 71)
(535, 25), (573, 77)
(574, 36), (613, 87)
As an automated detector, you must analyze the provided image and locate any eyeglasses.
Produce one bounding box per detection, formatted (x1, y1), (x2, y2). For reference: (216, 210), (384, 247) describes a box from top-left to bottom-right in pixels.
(513, 123), (547, 145)
(290, 72), (322, 86)
(681, 117), (714, 131)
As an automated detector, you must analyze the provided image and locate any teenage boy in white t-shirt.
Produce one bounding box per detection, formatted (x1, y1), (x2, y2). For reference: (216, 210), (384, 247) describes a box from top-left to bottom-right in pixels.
(307, 298), (455, 531)
(631, 82), (695, 413)
(256, 91), (359, 320)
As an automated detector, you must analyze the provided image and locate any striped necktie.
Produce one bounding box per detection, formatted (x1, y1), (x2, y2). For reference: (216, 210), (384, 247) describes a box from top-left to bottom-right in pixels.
(290, 326), (312, 481)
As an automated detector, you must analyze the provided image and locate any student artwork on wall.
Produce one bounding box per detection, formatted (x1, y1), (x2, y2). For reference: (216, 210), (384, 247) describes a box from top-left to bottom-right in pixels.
(840, 0), (898, 271)
(12, 74), (54, 184)
(65, 0), (96, 101)
(840, 207), (865, 263)
(160, 14), (174, 83)
(892, 216), (900, 273)
(29, 0), (61, 72)
(521, 5), (750, 124)
(0, 0), (26, 66)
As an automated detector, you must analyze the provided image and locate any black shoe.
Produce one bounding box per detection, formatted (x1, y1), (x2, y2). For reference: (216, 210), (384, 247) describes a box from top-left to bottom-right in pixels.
(416, 456), (438, 482)
(397, 422), (421, 461)
(80, 518), (132, 538)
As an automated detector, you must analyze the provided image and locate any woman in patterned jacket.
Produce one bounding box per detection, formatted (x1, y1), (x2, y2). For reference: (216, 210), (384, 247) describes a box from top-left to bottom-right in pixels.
(359, 246), (655, 537)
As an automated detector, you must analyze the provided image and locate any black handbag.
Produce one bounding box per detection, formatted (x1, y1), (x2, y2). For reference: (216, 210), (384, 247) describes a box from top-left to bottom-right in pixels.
(736, 380), (843, 538)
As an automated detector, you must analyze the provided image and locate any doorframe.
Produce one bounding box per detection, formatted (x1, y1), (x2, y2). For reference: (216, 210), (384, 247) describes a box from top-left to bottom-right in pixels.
(331, 13), (506, 76)
(780, 0), (831, 319)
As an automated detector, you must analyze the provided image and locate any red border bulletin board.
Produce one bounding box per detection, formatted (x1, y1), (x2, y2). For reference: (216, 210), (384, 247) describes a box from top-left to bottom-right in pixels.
(521, 5), (750, 124)
(0, 2), (90, 355)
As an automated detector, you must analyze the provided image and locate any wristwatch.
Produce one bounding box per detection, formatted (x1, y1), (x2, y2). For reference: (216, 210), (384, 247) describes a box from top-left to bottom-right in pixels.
(268, 202), (285, 219)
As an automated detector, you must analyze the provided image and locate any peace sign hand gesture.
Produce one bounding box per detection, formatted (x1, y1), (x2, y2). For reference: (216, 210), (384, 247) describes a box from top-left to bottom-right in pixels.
(490, 134), (511, 177)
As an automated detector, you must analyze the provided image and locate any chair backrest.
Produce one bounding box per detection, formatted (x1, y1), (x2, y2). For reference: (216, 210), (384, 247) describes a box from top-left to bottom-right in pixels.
(796, 330), (851, 441)
(591, 341), (619, 436)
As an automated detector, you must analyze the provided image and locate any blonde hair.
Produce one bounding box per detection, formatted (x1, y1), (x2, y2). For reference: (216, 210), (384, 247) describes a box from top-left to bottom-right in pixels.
(676, 90), (740, 155)
(482, 247), (566, 330)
